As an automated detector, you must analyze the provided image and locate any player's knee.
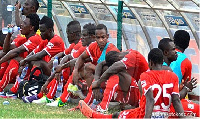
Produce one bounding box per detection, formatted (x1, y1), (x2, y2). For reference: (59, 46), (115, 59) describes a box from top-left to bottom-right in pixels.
(84, 63), (95, 73)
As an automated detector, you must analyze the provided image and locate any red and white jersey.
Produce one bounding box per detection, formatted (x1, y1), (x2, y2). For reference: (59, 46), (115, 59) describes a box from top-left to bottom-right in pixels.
(140, 70), (179, 118)
(64, 39), (82, 56)
(43, 35), (65, 57)
(11, 35), (27, 47)
(120, 49), (149, 82)
(72, 46), (86, 58)
(33, 35), (65, 62)
(23, 34), (42, 54)
(64, 43), (75, 56)
(11, 35), (34, 58)
(85, 41), (119, 65)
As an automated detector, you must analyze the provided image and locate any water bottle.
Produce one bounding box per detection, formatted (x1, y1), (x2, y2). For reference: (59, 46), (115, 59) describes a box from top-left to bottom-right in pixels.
(52, 56), (58, 73)
(56, 76), (63, 98)
(90, 99), (100, 110)
(7, 5), (23, 11)
(3, 101), (10, 105)
(2, 26), (20, 34)
(92, 99), (100, 105)
(17, 66), (28, 83)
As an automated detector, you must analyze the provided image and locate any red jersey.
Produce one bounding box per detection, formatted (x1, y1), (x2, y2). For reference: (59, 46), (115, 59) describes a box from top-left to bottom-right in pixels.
(11, 35), (27, 47)
(64, 43), (75, 55)
(23, 34), (42, 54)
(85, 42), (119, 65)
(11, 35), (27, 58)
(64, 39), (82, 56)
(33, 35), (65, 62)
(72, 46), (86, 58)
(0, 46), (2, 50)
(120, 49), (149, 82)
(140, 70), (179, 118)
(33, 40), (49, 62)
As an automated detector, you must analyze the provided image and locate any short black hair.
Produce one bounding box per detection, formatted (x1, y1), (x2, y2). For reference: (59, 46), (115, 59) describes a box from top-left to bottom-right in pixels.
(158, 38), (173, 52)
(67, 20), (81, 33)
(105, 51), (120, 67)
(26, 13), (40, 32)
(39, 16), (54, 29)
(31, 0), (39, 11)
(0, 30), (6, 47)
(173, 30), (190, 50)
(148, 48), (163, 64)
(83, 23), (96, 36)
(67, 20), (80, 28)
(96, 24), (108, 34)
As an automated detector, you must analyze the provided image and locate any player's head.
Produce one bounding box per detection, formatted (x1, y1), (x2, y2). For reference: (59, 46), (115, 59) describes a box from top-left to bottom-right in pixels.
(148, 48), (163, 69)
(66, 20), (81, 44)
(39, 16), (54, 40)
(20, 13), (40, 35)
(95, 24), (109, 51)
(22, 0), (39, 16)
(81, 23), (96, 46)
(106, 51), (121, 67)
(0, 30), (6, 47)
(173, 30), (190, 51)
(158, 38), (177, 62)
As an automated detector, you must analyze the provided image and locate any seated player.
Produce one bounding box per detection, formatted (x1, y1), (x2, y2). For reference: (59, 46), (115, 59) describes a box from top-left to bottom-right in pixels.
(79, 48), (185, 118)
(0, 14), (41, 97)
(158, 38), (199, 117)
(46, 24), (119, 107)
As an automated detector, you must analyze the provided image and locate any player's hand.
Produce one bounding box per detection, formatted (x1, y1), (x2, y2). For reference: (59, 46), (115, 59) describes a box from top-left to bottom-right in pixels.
(7, 24), (15, 34)
(92, 88), (102, 101)
(41, 83), (48, 94)
(18, 66), (25, 76)
(55, 65), (62, 73)
(55, 73), (61, 82)
(184, 77), (197, 91)
(15, 1), (21, 10)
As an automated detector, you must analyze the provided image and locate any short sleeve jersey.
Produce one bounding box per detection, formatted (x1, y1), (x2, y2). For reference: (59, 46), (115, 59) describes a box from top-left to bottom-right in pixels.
(12, 35), (27, 47)
(85, 41), (119, 65)
(64, 43), (75, 55)
(23, 34), (42, 54)
(43, 35), (65, 58)
(120, 49), (149, 82)
(72, 46), (86, 58)
(33, 35), (65, 62)
(64, 39), (82, 56)
(11, 35), (28, 58)
(140, 70), (179, 114)
(70, 40), (84, 58)
(33, 40), (50, 62)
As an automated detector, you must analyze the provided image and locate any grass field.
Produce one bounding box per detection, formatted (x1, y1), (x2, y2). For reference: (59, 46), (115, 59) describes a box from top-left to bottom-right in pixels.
(0, 98), (86, 118)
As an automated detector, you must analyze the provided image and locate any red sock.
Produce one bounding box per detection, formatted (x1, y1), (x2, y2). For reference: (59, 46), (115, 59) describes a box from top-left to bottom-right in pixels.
(83, 85), (93, 104)
(10, 66), (32, 93)
(60, 74), (73, 103)
(0, 62), (9, 79)
(46, 78), (58, 99)
(0, 59), (19, 92)
(99, 75), (119, 110)
(10, 80), (19, 93)
(62, 67), (70, 83)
